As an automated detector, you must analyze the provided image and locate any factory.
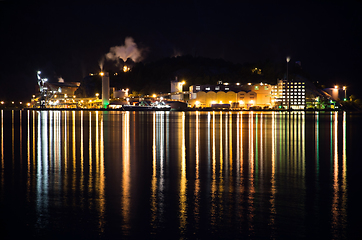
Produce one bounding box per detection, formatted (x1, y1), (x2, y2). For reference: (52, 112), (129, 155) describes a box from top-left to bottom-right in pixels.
(29, 71), (322, 110)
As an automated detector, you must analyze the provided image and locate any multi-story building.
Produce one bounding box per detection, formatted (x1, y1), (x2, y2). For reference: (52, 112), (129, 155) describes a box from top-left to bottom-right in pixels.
(273, 79), (306, 109)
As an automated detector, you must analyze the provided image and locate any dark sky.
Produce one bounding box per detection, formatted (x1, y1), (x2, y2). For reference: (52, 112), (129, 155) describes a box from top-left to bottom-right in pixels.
(1, 1), (361, 100)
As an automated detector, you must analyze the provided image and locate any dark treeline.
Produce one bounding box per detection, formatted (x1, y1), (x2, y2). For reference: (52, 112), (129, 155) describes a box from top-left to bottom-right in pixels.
(75, 55), (309, 97)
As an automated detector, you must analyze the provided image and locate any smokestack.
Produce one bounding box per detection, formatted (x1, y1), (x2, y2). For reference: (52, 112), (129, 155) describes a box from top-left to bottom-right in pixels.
(102, 72), (109, 108)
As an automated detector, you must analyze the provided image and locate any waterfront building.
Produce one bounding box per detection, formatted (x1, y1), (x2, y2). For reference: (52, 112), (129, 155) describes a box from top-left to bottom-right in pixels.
(273, 79), (306, 109)
(188, 82), (274, 109)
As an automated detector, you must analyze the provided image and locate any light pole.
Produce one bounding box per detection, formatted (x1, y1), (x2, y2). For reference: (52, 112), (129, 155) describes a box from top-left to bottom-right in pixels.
(286, 56), (290, 109)
(343, 86), (347, 101)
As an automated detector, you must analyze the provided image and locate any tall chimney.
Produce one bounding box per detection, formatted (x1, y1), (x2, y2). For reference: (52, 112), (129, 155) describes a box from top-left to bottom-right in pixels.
(102, 72), (109, 108)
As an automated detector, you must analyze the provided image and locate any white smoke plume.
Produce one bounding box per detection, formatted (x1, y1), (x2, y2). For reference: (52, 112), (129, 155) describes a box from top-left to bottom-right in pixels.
(98, 56), (105, 71)
(105, 37), (144, 64)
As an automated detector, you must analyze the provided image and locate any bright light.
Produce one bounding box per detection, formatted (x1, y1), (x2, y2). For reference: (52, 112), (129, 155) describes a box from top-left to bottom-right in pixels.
(11, 101), (14, 104)
(248, 83), (252, 85)
(0, 101), (4, 104)
(286, 56), (290, 62)
(334, 85), (338, 89)
(19, 102), (22, 104)
(152, 94), (156, 98)
(100, 72), (104, 76)
(239, 100), (244, 105)
(219, 101), (223, 104)
(211, 101), (217, 104)
(123, 66), (130, 72)
(64, 94), (68, 98)
(95, 93), (99, 97)
(343, 86), (346, 90)
(223, 82), (229, 85)
(160, 97), (163, 100)
(37, 71), (41, 74)
(27, 103), (30, 107)
(182, 81), (185, 85)
(249, 100), (254, 104)
(236, 83), (240, 85)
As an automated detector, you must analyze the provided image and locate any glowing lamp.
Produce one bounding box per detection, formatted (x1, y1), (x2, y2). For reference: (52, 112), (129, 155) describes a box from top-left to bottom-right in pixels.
(100, 72), (104, 76)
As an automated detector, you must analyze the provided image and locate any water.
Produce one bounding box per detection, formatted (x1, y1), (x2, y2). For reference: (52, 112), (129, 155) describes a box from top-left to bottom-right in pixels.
(0, 110), (361, 239)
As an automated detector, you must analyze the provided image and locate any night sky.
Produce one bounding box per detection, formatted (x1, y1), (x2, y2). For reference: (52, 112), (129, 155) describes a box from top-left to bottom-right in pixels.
(1, 1), (361, 100)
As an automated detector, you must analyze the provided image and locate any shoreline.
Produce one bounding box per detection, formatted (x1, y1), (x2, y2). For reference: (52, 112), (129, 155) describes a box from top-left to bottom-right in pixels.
(1, 107), (360, 113)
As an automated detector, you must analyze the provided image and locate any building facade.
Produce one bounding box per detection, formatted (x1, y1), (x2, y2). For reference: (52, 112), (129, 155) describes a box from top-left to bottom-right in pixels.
(188, 82), (274, 109)
(273, 79), (306, 109)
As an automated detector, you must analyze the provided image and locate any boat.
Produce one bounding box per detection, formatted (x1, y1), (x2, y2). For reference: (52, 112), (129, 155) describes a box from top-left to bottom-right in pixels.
(121, 100), (171, 111)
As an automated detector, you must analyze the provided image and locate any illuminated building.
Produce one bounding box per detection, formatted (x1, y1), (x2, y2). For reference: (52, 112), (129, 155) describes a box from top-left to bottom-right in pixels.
(273, 79), (306, 109)
(188, 82), (273, 109)
(170, 78), (185, 100)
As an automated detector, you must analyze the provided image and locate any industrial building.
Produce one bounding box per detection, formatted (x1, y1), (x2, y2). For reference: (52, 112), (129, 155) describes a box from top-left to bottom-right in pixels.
(188, 82), (274, 109)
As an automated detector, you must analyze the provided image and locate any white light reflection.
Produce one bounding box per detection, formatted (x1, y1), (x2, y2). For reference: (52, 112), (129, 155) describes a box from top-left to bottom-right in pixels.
(151, 111), (167, 232)
(36, 111), (49, 229)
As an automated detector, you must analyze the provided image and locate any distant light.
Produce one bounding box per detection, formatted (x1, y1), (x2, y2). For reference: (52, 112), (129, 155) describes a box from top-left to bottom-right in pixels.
(236, 83), (240, 85)
(286, 56), (291, 63)
(12, 101), (14, 104)
(343, 86), (346, 90)
(334, 85), (338, 89)
(100, 72), (104, 76)
(248, 83), (252, 85)
(223, 82), (229, 85)
(152, 94), (156, 98)
(27, 103), (30, 106)
(19, 102), (22, 104)
(37, 71), (41, 74)
(0, 101), (4, 105)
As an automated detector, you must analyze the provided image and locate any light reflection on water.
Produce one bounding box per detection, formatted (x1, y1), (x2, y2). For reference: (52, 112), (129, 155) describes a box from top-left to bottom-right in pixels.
(0, 110), (355, 239)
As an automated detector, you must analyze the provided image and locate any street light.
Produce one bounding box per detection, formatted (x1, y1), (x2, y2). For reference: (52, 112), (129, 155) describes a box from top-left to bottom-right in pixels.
(286, 56), (291, 109)
(343, 86), (347, 100)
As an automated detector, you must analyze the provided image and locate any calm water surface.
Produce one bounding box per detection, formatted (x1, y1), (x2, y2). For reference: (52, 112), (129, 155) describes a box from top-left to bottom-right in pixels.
(0, 110), (361, 239)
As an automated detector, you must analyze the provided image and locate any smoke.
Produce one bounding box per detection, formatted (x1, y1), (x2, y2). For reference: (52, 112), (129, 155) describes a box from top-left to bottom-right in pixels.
(105, 37), (144, 64)
(98, 56), (105, 71)
(172, 48), (182, 58)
